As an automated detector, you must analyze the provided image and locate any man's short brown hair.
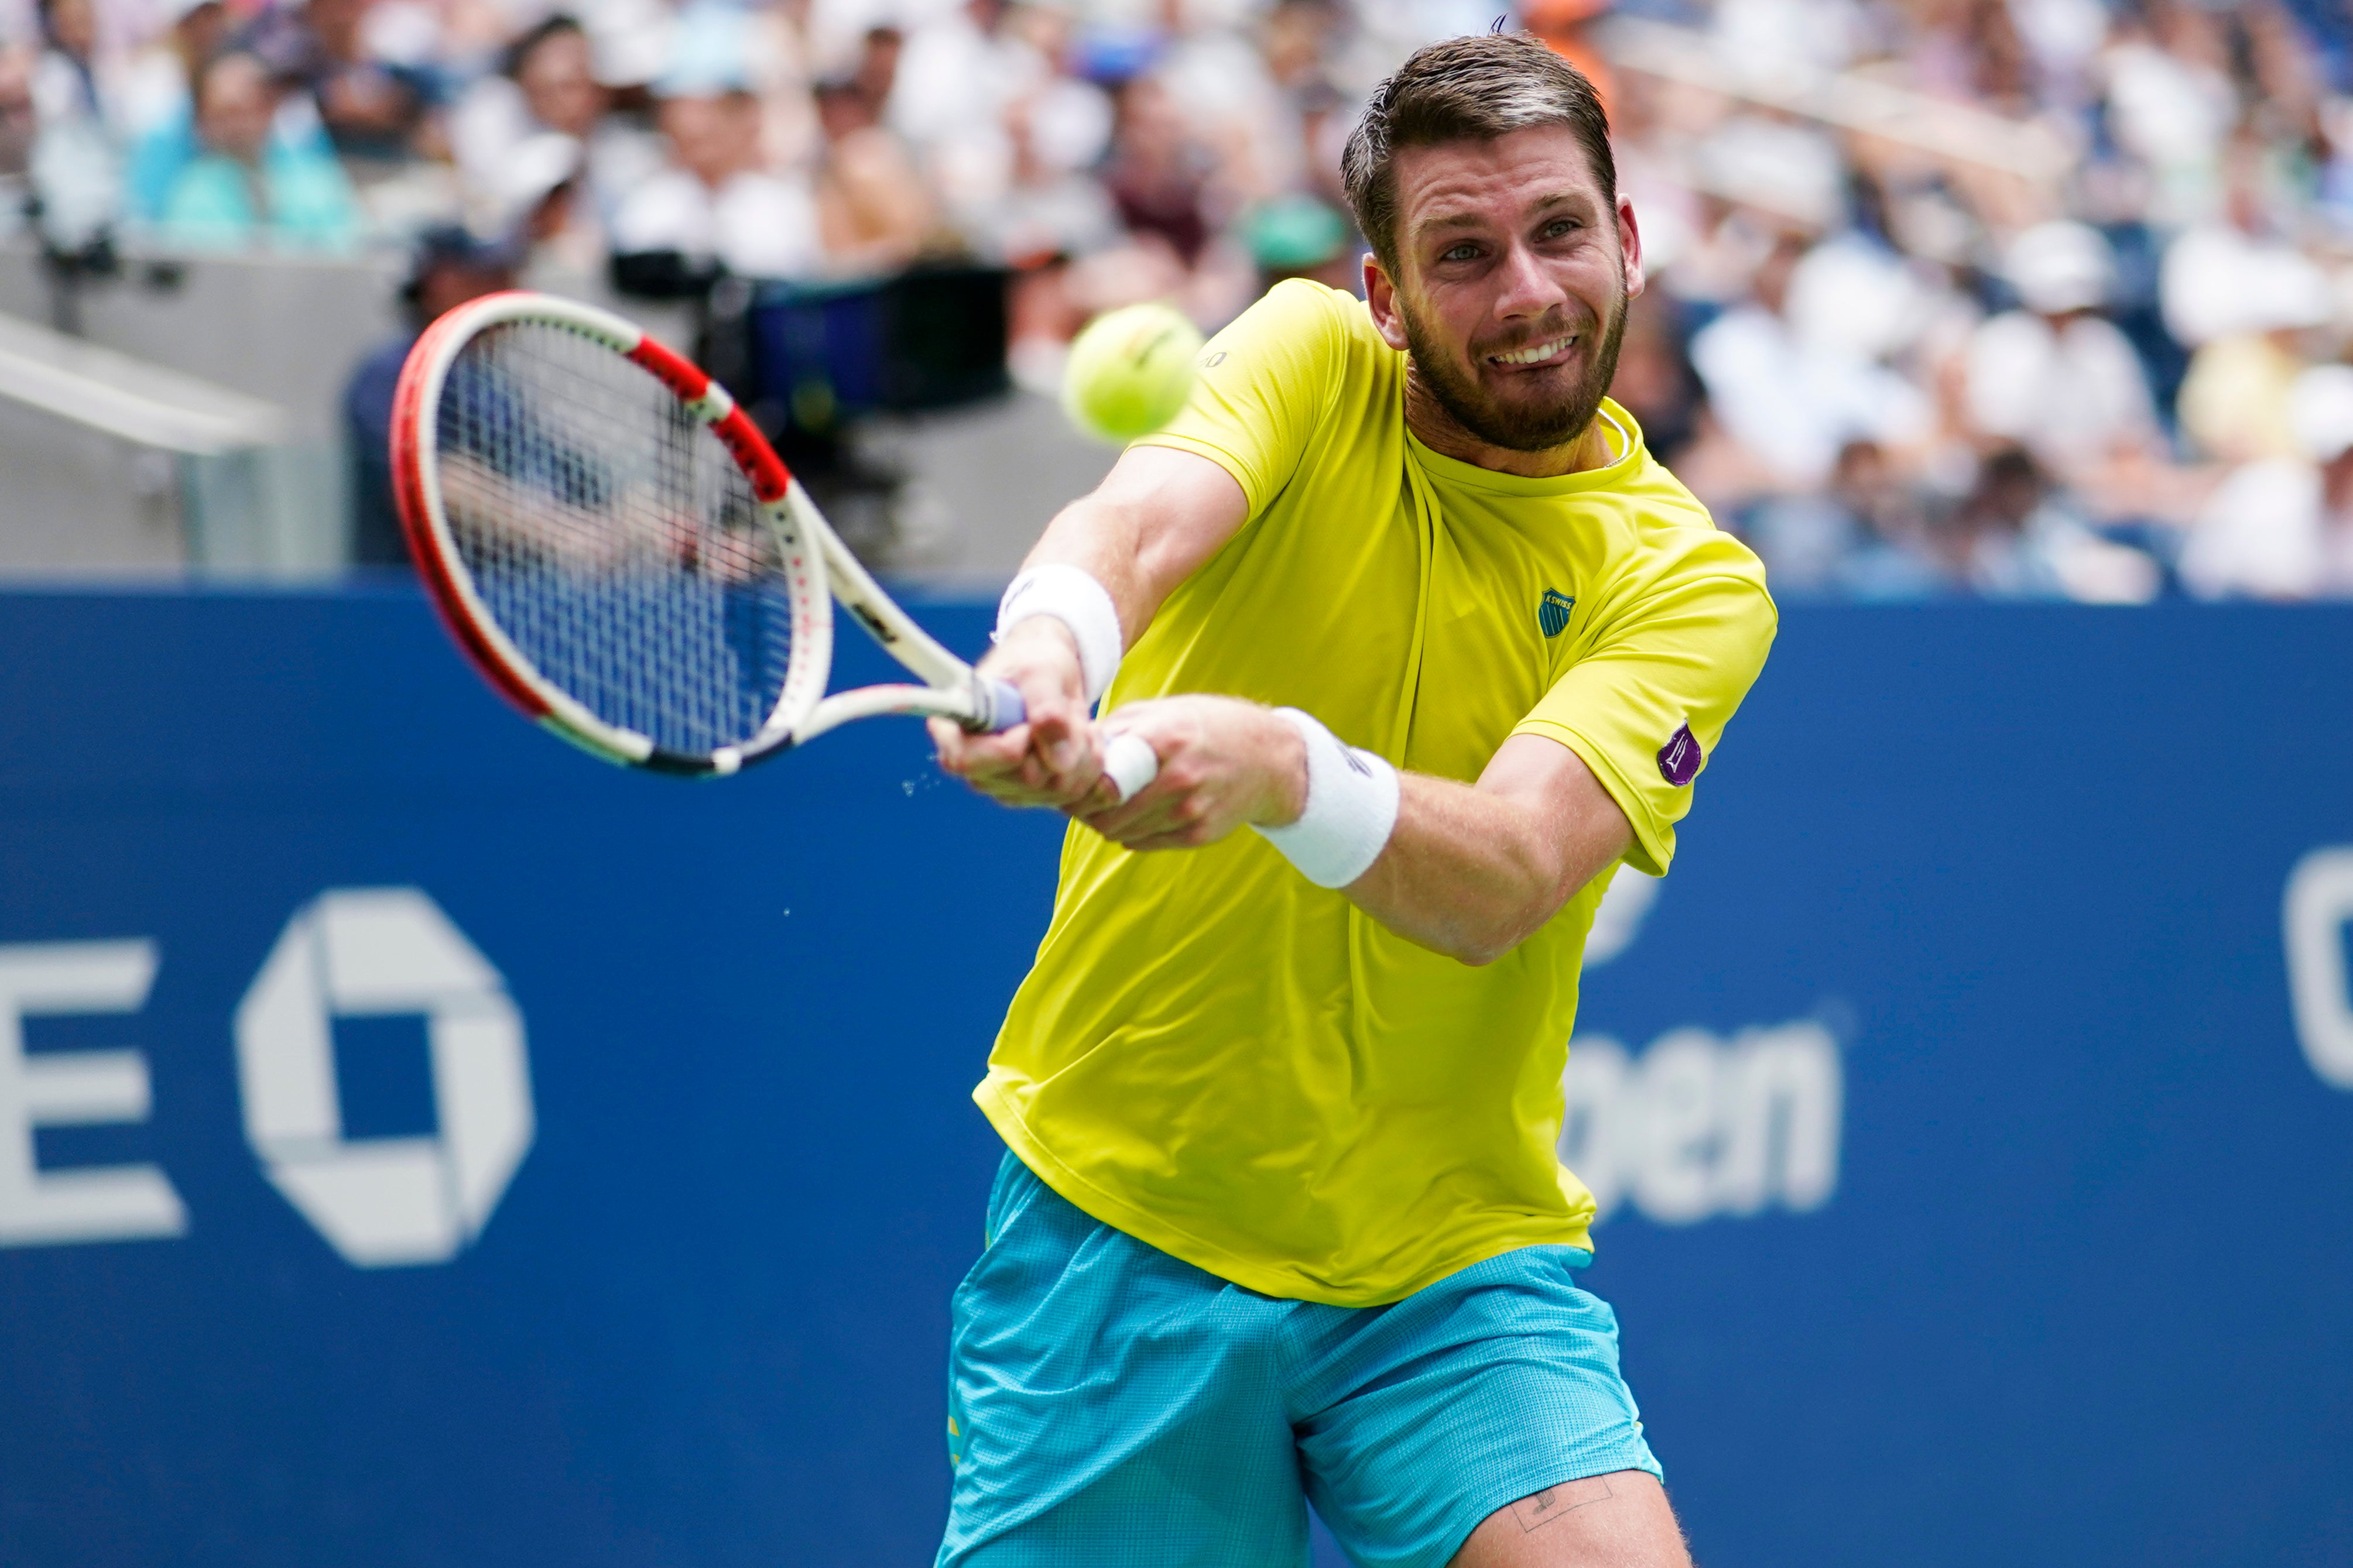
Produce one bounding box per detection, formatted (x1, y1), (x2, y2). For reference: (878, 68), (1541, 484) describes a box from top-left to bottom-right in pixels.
(1340, 32), (1615, 275)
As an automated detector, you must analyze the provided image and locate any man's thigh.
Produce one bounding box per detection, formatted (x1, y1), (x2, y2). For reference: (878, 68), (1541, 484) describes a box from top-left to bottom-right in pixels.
(1297, 1247), (1663, 1568)
(940, 1154), (1306, 1568)
(1450, 1472), (1690, 1568)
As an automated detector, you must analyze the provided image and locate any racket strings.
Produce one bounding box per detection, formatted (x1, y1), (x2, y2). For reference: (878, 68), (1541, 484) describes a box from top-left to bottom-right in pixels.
(435, 320), (797, 756)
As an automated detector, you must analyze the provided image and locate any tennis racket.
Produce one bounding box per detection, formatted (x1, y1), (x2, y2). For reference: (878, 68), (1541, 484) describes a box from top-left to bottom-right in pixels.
(391, 290), (1159, 798)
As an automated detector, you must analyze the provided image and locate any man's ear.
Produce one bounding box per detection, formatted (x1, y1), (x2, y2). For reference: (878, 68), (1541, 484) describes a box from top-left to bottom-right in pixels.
(1363, 252), (1410, 352)
(1618, 193), (1646, 302)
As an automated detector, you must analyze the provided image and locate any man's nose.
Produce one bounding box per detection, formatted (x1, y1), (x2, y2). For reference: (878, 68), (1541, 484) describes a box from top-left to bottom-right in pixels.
(1491, 239), (1566, 320)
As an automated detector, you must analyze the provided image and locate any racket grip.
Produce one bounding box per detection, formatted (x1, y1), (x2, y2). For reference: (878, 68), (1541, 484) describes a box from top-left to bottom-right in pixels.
(975, 678), (1027, 733)
(1101, 732), (1160, 804)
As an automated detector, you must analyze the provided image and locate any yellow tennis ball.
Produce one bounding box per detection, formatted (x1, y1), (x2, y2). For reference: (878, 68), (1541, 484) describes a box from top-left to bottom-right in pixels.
(1061, 302), (1205, 444)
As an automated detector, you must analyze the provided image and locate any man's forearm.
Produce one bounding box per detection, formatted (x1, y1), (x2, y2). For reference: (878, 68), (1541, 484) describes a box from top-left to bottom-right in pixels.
(1341, 739), (1635, 966)
(1022, 493), (1153, 651)
(1071, 701), (1633, 960)
(1344, 777), (1599, 965)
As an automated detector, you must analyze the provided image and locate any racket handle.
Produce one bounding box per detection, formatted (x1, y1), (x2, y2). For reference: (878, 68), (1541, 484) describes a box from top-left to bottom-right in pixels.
(975, 678), (1026, 733)
(1102, 732), (1160, 804)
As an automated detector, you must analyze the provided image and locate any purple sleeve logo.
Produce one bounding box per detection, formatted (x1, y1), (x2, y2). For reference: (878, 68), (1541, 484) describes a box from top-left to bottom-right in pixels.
(1657, 723), (1703, 786)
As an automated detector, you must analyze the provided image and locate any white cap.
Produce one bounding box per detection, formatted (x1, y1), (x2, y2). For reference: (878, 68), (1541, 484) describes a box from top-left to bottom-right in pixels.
(580, 0), (674, 87)
(653, 2), (756, 98)
(498, 132), (584, 220)
(2005, 220), (2114, 314)
(2162, 227), (2333, 345)
(2289, 363), (2353, 463)
(1694, 116), (1844, 231)
(1787, 234), (1923, 362)
(158, 0), (223, 25)
(2236, 248), (2331, 335)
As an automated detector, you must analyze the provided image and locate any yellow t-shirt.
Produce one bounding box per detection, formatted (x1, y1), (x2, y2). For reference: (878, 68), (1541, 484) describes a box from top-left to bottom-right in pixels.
(974, 279), (1776, 1306)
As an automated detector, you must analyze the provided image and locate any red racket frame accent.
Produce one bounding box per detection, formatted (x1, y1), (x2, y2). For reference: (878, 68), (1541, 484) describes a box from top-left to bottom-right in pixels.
(621, 339), (791, 503)
(391, 297), (551, 723)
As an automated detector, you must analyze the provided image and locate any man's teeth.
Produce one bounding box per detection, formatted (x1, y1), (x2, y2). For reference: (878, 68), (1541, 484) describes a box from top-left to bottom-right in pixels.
(1494, 335), (1572, 366)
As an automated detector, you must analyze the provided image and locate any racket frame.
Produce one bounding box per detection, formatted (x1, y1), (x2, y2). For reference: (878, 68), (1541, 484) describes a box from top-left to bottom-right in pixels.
(393, 290), (1014, 777)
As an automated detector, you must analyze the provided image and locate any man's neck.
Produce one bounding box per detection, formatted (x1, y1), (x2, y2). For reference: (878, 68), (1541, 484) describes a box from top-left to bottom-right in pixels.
(1401, 361), (1616, 479)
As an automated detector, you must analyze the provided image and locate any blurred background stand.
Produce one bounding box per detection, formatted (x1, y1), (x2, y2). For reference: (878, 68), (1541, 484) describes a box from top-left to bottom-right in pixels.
(0, 240), (386, 577)
(0, 297), (288, 575)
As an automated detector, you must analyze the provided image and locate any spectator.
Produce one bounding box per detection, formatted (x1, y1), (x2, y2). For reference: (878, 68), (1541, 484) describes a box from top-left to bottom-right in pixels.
(501, 130), (602, 287)
(239, 0), (433, 167)
(609, 20), (821, 281)
(1102, 74), (1215, 271)
(1602, 289), (1703, 466)
(1955, 444), (2163, 602)
(980, 84), (1124, 271)
(1689, 228), (1931, 501)
(888, 0), (1040, 213)
(119, 0), (228, 218)
(26, 0), (120, 250)
(2098, 2), (2234, 225)
(344, 224), (518, 567)
(448, 13), (659, 241)
(157, 51), (361, 253)
(1097, 71), (1253, 324)
(28, 0), (101, 130)
(1963, 222), (2162, 492)
(2181, 365), (2353, 600)
(0, 44), (36, 218)
(1830, 440), (1958, 601)
(811, 76), (932, 276)
(2164, 146), (2334, 464)
(451, 16), (592, 195)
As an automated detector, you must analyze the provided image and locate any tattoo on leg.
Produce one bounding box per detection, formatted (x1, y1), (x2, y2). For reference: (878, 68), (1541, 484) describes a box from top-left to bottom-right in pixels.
(1510, 1476), (1614, 1533)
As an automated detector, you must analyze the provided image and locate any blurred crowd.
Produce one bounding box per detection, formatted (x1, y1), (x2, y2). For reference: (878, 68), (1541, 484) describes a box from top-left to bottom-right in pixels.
(6, 0), (2352, 598)
(1602, 0), (2353, 601)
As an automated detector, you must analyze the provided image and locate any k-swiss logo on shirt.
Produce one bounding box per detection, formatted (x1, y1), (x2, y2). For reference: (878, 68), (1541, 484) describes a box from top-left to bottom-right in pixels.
(1537, 588), (1576, 638)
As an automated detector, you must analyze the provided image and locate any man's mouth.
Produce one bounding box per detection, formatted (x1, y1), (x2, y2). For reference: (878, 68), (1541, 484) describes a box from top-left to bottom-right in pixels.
(1487, 334), (1577, 368)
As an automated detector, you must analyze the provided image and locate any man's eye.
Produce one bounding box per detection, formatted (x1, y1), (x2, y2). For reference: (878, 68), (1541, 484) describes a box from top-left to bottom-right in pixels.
(1542, 219), (1577, 239)
(1441, 243), (1479, 262)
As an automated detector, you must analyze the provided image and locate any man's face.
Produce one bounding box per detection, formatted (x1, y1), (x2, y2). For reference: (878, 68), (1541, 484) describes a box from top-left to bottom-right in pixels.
(197, 54), (275, 164)
(417, 260), (515, 324)
(1366, 124), (1643, 454)
(519, 29), (602, 138)
(660, 92), (758, 188)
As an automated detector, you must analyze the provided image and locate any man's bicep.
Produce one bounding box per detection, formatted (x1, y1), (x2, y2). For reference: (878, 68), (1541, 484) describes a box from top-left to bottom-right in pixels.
(1025, 445), (1250, 641)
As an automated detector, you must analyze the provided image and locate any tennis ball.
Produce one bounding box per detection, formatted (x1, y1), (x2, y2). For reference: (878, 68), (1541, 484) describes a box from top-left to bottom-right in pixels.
(1061, 302), (1205, 444)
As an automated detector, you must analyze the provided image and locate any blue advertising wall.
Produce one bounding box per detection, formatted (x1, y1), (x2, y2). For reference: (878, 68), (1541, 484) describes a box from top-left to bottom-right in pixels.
(0, 589), (2347, 1568)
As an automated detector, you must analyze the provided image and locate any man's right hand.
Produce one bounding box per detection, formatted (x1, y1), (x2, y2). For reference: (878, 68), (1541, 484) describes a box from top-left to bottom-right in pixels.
(929, 445), (1252, 812)
(930, 617), (1103, 809)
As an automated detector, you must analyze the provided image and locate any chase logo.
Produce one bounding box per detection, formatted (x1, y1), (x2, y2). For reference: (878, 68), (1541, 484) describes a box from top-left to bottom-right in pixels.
(1538, 588), (1575, 638)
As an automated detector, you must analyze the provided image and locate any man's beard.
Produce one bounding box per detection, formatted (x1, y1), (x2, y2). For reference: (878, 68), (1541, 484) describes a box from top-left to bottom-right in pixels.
(1399, 287), (1630, 455)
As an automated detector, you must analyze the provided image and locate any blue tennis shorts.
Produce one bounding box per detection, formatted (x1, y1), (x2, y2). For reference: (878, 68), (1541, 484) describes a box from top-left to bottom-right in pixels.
(939, 1152), (1660, 1568)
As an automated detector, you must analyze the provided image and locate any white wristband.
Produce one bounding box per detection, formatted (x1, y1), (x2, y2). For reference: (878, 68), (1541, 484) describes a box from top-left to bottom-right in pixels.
(995, 564), (1124, 705)
(1252, 708), (1399, 889)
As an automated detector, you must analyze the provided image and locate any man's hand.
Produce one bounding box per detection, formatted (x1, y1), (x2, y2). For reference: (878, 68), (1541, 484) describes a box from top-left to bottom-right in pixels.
(929, 618), (1102, 808)
(1073, 696), (1307, 850)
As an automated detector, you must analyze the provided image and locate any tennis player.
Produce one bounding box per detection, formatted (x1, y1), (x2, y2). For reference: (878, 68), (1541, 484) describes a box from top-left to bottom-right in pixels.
(930, 33), (1775, 1568)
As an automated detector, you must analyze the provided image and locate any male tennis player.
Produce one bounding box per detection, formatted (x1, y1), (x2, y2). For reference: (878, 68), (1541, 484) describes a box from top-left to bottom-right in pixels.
(930, 33), (1774, 1568)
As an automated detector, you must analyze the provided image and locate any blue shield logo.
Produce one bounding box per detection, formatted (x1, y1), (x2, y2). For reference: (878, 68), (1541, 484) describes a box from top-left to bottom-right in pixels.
(1538, 588), (1575, 638)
